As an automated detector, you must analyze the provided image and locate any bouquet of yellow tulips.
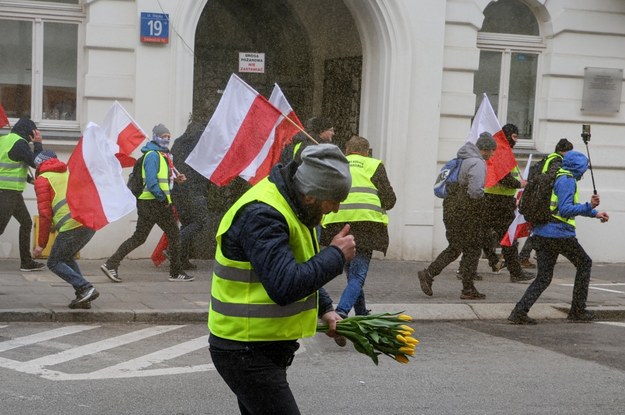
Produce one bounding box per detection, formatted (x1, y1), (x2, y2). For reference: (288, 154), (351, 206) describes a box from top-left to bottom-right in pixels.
(317, 311), (418, 365)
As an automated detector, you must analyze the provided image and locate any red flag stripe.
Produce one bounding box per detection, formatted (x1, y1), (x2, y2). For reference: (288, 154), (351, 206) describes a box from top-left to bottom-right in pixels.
(117, 123), (145, 156)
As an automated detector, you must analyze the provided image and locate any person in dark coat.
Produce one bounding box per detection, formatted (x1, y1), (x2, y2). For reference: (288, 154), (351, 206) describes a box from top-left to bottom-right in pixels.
(279, 116), (335, 164)
(0, 118), (46, 271)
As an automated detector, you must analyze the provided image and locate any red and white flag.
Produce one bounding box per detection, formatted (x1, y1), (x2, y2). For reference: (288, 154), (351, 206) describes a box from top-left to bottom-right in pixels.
(0, 103), (10, 128)
(67, 119), (138, 230)
(186, 74), (285, 186)
(466, 94), (518, 188)
(103, 101), (147, 168)
(500, 154), (533, 246)
(243, 83), (303, 184)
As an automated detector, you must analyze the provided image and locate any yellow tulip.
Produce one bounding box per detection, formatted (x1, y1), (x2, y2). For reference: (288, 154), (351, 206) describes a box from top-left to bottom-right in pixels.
(394, 354), (410, 364)
(398, 314), (413, 321)
(396, 334), (407, 343)
(405, 336), (419, 345)
(399, 347), (415, 355)
(399, 324), (415, 333)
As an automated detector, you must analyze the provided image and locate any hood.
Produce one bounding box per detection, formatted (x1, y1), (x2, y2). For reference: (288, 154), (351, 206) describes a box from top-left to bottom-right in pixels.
(36, 157), (67, 176)
(141, 140), (169, 153)
(561, 150), (588, 180)
(456, 141), (482, 160)
(11, 118), (37, 141)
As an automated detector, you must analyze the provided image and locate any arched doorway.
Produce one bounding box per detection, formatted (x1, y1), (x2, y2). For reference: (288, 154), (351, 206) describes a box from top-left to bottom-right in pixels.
(188, 0), (363, 258)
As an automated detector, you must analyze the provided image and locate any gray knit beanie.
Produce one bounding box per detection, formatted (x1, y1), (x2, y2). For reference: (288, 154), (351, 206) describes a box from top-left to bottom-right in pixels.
(293, 144), (351, 201)
(152, 123), (170, 138)
(476, 132), (497, 150)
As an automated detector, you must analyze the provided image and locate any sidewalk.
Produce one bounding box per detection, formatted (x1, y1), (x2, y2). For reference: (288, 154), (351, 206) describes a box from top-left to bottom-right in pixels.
(1, 258), (625, 323)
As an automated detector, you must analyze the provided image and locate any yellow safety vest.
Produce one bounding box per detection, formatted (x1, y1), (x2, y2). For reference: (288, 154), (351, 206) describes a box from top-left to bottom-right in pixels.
(542, 153), (562, 174)
(40, 171), (82, 232)
(0, 133), (28, 191)
(208, 177), (319, 342)
(138, 151), (171, 203)
(323, 154), (388, 225)
(550, 169), (577, 227)
(485, 165), (521, 196)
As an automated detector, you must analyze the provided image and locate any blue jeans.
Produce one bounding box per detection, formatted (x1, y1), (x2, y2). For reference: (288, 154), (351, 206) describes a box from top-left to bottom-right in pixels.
(47, 226), (96, 290)
(514, 235), (592, 314)
(336, 250), (372, 316)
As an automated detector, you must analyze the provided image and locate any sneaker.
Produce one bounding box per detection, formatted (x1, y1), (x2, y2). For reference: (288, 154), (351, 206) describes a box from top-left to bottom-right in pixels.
(567, 310), (595, 322)
(69, 286), (99, 309)
(520, 258), (536, 269)
(418, 269), (433, 296)
(510, 270), (535, 283)
(100, 263), (122, 283)
(508, 311), (537, 325)
(169, 272), (195, 282)
(460, 287), (486, 300)
(491, 255), (506, 273)
(20, 262), (46, 272)
(181, 261), (198, 271)
(69, 301), (92, 310)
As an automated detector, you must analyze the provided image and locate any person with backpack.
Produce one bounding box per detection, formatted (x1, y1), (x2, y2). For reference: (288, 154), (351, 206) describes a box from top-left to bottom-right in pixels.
(32, 151), (99, 309)
(508, 150), (609, 324)
(518, 138), (574, 268)
(482, 123), (535, 283)
(417, 132), (496, 300)
(100, 124), (194, 283)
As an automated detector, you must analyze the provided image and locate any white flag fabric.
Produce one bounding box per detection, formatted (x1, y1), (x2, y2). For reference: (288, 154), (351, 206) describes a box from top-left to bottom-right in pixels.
(501, 154), (533, 246)
(186, 74), (283, 186)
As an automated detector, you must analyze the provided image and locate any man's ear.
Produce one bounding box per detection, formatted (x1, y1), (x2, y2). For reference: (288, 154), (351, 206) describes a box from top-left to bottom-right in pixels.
(302, 195), (317, 205)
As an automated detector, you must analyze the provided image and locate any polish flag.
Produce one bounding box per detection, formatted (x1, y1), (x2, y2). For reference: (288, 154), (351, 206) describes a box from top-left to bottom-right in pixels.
(186, 74), (285, 186)
(103, 101), (147, 168)
(501, 155), (533, 246)
(67, 121), (137, 231)
(243, 84), (303, 184)
(0, 103), (10, 128)
(466, 94), (518, 188)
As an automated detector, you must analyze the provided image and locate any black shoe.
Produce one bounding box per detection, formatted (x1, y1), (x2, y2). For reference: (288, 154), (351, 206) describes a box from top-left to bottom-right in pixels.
(20, 262), (46, 272)
(460, 287), (486, 300)
(567, 310), (595, 322)
(168, 272), (195, 282)
(182, 261), (198, 271)
(69, 286), (99, 309)
(508, 311), (537, 325)
(418, 269), (433, 296)
(510, 270), (535, 283)
(100, 263), (121, 282)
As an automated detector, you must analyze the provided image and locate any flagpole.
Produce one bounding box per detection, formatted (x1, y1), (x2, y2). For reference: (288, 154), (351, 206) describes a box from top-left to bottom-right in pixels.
(232, 74), (319, 145)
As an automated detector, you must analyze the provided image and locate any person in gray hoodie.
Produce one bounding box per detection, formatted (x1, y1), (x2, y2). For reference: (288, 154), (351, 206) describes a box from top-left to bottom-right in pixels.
(418, 132), (497, 300)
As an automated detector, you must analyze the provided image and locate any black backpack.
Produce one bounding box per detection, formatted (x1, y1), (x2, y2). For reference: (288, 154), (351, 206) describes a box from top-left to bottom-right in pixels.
(519, 155), (561, 225)
(127, 155), (146, 197)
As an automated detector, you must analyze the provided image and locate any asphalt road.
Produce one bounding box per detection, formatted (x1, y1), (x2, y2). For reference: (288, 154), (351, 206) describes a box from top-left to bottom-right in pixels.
(2, 321), (625, 414)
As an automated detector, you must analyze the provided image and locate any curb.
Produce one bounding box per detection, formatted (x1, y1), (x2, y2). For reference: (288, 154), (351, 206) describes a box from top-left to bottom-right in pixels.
(3, 304), (625, 324)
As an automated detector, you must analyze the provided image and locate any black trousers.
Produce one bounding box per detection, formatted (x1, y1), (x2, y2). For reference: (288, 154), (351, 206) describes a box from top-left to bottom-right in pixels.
(210, 341), (301, 415)
(0, 190), (34, 265)
(107, 199), (181, 275)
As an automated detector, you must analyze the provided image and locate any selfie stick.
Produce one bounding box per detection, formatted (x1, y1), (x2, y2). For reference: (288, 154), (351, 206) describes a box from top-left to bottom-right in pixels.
(581, 124), (597, 195)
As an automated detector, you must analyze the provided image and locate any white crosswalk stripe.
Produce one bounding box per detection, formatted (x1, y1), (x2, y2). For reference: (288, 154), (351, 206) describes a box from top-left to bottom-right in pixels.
(0, 324), (214, 380)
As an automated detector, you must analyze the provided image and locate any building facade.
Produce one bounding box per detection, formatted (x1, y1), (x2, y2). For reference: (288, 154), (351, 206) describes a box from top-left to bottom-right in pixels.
(1, 0), (623, 262)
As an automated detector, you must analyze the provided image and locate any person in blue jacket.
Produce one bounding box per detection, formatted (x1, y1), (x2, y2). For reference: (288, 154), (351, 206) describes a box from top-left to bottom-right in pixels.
(508, 150), (610, 324)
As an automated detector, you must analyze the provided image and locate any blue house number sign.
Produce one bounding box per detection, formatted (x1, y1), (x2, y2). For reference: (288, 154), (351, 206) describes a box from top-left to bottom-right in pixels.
(140, 12), (169, 44)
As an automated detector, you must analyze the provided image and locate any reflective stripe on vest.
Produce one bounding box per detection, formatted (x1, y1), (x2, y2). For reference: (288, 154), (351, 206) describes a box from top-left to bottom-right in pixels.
(0, 133), (28, 191)
(485, 165), (521, 196)
(550, 169), (577, 227)
(40, 171), (82, 232)
(322, 154), (388, 225)
(138, 151), (171, 202)
(208, 177), (319, 342)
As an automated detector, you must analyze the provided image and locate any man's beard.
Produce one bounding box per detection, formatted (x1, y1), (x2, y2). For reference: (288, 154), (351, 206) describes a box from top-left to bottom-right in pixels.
(301, 199), (323, 228)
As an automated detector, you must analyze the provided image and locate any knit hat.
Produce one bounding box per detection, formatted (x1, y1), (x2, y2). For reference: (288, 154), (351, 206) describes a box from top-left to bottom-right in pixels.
(294, 144), (352, 201)
(152, 123), (170, 138)
(306, 117), (334, 135)
(34, 150), (57, 167)
(555, 138), (574, 153)
(11, 118), (38, 141)
(476, 132), (497, 150)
